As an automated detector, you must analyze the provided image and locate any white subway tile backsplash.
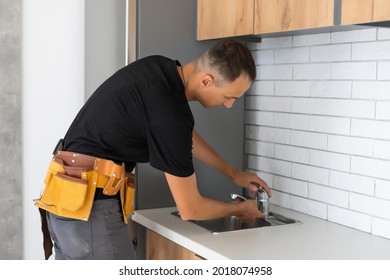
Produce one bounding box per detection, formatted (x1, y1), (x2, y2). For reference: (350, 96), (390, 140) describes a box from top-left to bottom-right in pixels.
(293, 33), (330, 46)
(353, 81), (390, 100)
(350, 193), (390, 220)
(259, 65), (293, 80)
(351, 119), (390, 140)
(328, 206), (372, 233)
(275, 81), (310, 97)
(247, 27), (390, 240)
(310, 81), (352, 98)
(352, 41), (390, 61)
(375, 179), (390, 200)
(351, 156), (390, 180)
(275, 47), (310, 64)
(291, 98), (375, 118)
(257, 126), (290, 144)
(251, 156), (291, 177)
(293, 63), (331, 80)
(378, 61), (390, 80)
(330, 28), (377, 43)
(310, 150), (351, 172)
(273, 175), (308, 197)
(329, 171), (375, 195)
(245, 111), (273, 126)
(373, 140), (390, 160)
(331, 62), (377, 80)
(376, 101), (390, 120)
(289, 130), (328, 150)
(249, 81), (275, 96)
(328, 135), (373, 157)
(254, 49), (274, 65)
(310, 44), (351, 62)
(275, 144), (310, 164)
(270, 190), (290, 208)
(260, 36), (292, 49)
(309, 183), (349, 208)
(245, 140), (274, 158)
(274, 113), (309, 130)
(372, 218), (390, 239)
(291, 163), (329, 185)
(290, 195), (327, 219)
(255, 96), (291, 112)
(309, 115), (350, 135)
(378, 28), (390, 40)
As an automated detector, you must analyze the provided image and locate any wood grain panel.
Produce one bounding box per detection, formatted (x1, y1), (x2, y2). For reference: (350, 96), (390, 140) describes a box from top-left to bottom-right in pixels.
(255, 0), (334, 34)
(341, 0), (374, 24)
(197, 0), (254, 40)
(341, 0), (390, 24)
(146, 229), (204, 260)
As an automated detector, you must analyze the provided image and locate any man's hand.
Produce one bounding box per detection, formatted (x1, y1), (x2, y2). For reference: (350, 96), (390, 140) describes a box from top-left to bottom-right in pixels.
(231, 170), (271, 198)
(235, 199), (264, 222)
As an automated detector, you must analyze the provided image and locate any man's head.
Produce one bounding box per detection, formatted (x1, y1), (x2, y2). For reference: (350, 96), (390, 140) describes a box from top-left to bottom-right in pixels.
(186, 39), (256, 109)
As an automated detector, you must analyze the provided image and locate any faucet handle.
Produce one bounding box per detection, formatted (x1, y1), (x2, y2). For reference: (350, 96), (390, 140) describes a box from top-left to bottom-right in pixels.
(230, 193), (247, 202)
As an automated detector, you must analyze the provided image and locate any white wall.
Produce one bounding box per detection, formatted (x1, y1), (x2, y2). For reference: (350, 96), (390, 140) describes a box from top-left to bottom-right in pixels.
(22, 0), (85, 259)
(245, 28), (390, 240)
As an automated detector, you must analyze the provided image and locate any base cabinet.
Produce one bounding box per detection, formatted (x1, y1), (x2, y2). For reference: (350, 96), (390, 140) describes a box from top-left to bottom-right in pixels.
(146, 229), (205, 260)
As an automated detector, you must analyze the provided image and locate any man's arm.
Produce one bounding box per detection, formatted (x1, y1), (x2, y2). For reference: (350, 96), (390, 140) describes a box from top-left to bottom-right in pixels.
(165, 172), (263, 221)
(192, 130), (271, 196)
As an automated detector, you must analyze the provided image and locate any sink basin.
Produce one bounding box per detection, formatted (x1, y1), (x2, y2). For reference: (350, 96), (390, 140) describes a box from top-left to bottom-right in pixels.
(171, 211), (301, 234)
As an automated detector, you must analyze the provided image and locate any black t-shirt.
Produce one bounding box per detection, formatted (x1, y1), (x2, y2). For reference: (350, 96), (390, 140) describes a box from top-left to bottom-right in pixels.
(63, 55), (195, 177)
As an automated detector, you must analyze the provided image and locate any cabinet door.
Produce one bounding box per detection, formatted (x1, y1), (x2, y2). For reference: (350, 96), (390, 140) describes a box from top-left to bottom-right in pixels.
(254, 0), (334, 34)
(341, 0), (390, 25)
(197, 0), (254, 40)
(146, 229), (204, 260)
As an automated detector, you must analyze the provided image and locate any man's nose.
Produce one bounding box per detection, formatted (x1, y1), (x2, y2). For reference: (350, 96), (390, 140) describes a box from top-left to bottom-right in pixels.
(223, 99), (235, 109)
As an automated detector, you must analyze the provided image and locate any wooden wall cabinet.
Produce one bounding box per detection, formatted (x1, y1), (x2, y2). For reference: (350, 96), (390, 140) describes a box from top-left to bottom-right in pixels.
(341, 0), (390, 25)
(197, 0), (254, 40)
(254, 0), (335, 34)
(146, 229), (204, 260)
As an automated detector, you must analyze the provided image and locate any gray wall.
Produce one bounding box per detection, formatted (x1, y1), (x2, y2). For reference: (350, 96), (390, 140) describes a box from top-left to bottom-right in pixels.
(85, 0), (127, 99)
(0, 0), (22, 259)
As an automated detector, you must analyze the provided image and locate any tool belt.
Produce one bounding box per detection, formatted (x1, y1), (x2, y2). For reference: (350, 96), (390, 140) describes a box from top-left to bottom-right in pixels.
(34, 151), (136, 223)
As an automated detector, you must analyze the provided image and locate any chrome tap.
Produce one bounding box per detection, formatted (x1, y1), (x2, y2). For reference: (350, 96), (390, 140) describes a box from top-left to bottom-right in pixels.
(257, 187), (269, 218)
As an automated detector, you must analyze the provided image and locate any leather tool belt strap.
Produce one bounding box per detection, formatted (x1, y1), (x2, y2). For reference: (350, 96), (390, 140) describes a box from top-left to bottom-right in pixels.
(34, 151), (136, 259)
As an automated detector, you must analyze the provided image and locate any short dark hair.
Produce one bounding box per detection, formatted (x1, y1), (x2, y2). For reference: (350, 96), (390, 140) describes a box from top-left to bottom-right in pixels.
(205, 39), (256, 82)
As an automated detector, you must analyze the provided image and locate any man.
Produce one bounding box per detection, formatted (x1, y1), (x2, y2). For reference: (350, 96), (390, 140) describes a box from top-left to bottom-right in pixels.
(36, 39), (271, 260)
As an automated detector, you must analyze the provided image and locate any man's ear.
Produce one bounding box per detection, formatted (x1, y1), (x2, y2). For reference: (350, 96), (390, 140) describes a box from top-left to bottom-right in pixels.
(201, 74), (214, 87)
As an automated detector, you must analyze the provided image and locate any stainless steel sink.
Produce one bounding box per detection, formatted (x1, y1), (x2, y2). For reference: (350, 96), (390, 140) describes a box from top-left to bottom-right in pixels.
(171, 211), (301, 234)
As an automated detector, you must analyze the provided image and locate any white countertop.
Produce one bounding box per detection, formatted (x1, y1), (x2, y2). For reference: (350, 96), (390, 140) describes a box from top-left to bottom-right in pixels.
(132, 205), (390, 259)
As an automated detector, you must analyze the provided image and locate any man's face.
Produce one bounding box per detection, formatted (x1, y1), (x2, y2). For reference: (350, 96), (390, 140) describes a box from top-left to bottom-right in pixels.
(197, 74), (252, 109)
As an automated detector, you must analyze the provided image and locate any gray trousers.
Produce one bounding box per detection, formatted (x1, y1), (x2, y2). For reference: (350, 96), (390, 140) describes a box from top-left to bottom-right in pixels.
(46, 199), (136, 260)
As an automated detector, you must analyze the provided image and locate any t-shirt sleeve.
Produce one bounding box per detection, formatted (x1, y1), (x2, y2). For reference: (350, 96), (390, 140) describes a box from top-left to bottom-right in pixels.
(146, 120), (194, 177)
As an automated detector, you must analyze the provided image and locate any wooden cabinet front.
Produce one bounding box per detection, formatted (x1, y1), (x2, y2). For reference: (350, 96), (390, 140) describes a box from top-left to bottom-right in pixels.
(197, 0), (254, 40)
(341, 0), (390, 25)
(146, 229), (204, 260)
(254, 0), (334, 34)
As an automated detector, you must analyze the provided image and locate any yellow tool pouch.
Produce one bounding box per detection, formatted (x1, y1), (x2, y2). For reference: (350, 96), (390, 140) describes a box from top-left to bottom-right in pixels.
(34, 151), (136, 223)
(35, 160), (97, 221)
